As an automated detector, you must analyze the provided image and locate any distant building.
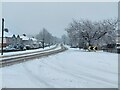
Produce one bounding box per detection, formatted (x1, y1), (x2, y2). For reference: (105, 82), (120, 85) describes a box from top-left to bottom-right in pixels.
(0, 32), (22, 48)
(16, 35), (23, 46)
(30, 37), (40, 48)
(20, 35), (31, 46)
(20, 35), (40, 49)
(0, 32), (13, 47)
(0, 32), (40, 49)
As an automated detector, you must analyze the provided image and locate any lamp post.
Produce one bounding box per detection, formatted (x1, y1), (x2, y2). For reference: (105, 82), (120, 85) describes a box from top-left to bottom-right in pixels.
(1, 18), (8, 55)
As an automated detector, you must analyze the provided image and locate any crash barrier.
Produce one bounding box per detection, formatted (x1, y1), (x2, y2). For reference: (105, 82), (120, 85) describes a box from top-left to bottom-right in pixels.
(0, 44), (58, 58)
(0, 44), (68, 67)
(88, 46), (98, 51)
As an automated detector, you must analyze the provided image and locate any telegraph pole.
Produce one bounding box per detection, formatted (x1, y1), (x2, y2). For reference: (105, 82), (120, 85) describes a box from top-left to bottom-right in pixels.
(42, 29), (45, 49)
(1, 18), (4, 55)
(1, 18), (8, 55)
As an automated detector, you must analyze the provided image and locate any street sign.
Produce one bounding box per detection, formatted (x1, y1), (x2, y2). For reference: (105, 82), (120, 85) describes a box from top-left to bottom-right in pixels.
(88, 46), (98, 51)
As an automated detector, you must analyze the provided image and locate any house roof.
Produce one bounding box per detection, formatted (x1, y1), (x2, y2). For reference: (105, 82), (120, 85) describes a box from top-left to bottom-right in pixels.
(30, 38), (37, 41)
(20, 36), (30, 40)
(0, 31), (17, 38)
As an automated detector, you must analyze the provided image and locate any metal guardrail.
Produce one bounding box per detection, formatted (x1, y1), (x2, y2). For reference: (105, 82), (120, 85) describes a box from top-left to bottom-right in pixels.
(0, 44), (58, 59)
(0, 44), (68, 68)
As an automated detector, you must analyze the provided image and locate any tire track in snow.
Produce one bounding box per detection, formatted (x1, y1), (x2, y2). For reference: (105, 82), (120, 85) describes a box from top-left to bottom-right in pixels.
(22, 64), (54, 88)
(41, 60), (117, 87)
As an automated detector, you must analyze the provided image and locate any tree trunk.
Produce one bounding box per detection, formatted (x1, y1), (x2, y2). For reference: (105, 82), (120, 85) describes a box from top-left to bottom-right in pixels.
(88, 40), (91, 47)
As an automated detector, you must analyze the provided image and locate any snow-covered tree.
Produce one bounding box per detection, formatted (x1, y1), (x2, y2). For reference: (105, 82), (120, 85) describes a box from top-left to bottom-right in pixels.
(61, 34), (69, 45)
(66, 19), (117, 49)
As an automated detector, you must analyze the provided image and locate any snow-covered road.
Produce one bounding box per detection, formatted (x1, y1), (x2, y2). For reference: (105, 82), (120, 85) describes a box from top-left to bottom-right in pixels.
(0, 47), (118, 88)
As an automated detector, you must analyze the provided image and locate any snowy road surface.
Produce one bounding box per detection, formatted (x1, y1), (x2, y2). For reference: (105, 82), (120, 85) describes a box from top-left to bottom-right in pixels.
(0, 47), (118, 88)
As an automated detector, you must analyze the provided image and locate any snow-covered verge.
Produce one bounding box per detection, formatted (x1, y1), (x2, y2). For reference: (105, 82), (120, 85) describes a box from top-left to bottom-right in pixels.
(0, 45), (61, 61)
(0, 45), (56, 57)
(0, 47), (118, 88)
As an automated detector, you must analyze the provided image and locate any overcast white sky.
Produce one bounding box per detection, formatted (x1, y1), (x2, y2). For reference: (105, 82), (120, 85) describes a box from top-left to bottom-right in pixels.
(2, 2), (118, 38)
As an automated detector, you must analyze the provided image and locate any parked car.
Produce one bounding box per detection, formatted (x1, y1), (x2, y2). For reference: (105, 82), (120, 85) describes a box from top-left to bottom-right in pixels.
(4, 44), (25, 51)
(25, 45), (31, 50)
(4, 45), (17, 51)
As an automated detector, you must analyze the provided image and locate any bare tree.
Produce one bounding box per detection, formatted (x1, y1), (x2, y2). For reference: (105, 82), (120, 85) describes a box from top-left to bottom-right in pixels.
(36, 28), (60, 48)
